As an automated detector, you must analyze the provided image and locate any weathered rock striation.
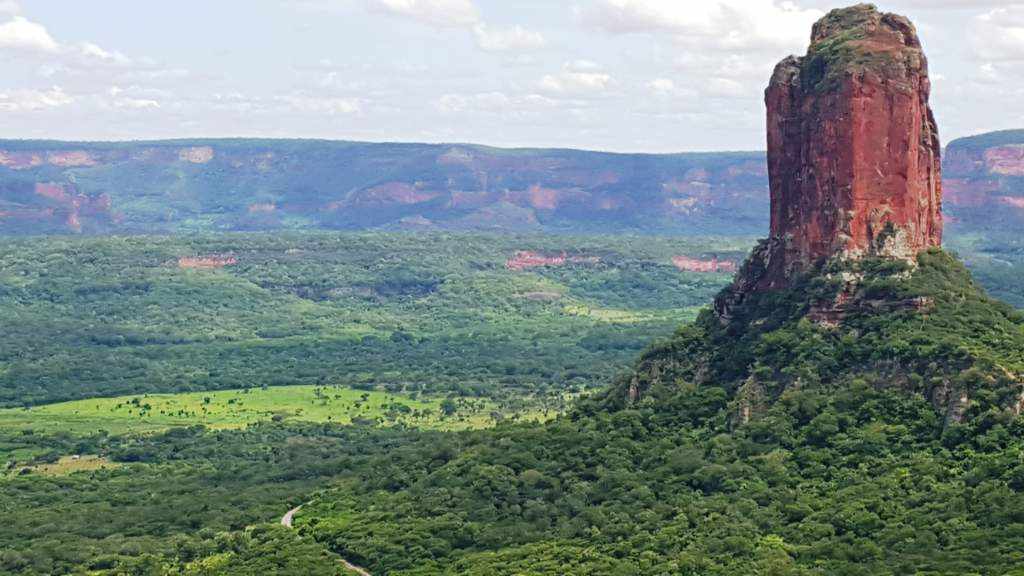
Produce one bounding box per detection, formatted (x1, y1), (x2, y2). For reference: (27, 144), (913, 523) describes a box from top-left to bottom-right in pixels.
(721, 4), (943, 311)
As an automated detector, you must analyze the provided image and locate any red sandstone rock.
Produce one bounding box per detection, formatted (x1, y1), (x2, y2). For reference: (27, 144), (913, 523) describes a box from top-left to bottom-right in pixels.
(34, 182), (70, 202)
(505, 251), (600, 271)
(353, 182), (440, 206)
(671, 256), (737, 274)
(984, 145), (1024, 176)
(248, 202), (277, 214)
(506, 251), (567, 271)
(179, 146), (214, 164)
(0, 151), (44, 169)
(46, 151), (97, 167)
(758, 3), (942, 290)
(178, 255), (238, 269)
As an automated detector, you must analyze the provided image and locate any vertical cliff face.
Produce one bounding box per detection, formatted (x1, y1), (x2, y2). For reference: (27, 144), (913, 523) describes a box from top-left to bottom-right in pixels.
(755, 3), (942, 291)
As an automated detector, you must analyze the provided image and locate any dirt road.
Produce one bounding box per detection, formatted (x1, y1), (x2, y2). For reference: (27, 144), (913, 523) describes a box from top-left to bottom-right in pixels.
(280, 504), (372, 576)
(280, 505), (302, 528)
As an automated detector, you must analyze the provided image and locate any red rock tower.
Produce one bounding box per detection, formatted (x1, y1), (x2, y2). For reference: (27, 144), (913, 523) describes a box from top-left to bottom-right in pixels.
(758, 3), (942, 290)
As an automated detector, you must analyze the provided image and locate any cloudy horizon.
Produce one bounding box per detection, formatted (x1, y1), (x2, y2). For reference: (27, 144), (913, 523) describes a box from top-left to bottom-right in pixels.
(1, 0), (1023, 153)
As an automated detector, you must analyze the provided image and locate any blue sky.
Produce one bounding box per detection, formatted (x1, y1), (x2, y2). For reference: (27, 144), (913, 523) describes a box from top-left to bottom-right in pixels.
(1, 0), (1023, 152)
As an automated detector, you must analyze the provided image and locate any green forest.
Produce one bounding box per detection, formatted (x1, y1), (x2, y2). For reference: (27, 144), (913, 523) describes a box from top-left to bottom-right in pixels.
(0, 233), (747, 407)
(4, 2), (1024, 573)
(1, 233), (1023, 575)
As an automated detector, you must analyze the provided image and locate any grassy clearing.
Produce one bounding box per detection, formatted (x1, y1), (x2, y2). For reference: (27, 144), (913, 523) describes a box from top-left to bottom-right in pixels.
(564, 303), (705, 323)
(28, 455), (119, 476)
(0, 385), (557, 436)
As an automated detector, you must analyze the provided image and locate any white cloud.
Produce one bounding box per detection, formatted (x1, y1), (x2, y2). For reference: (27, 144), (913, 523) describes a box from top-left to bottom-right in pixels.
(706, 77), (745, 98)
(658, 51), (782, 106)
(893, 0), (1024, 8)
(436, 91), (508, 113)
(647, 78), (675, 95)
(77, 42), (132, 65)
(114, 97), (160, 109)
(979, 63), (1000, 82)
(567, 59), (600, 71)
(364, 0), (543, 54)
(0, 86), (73, 111)
(435, 93), (468, 113)
(436, 91), (557, 114)
(972, 7), (1024, 61)
(583, 0), (822, 52)
(645, 78), (698, 100)
(106, 87), (161, 109)
(0, 1), (19, 15)
(366, 0), (479, 27)
(0, 13), (135, 67)
(0, 15), (59, 52)
(279, 93), (362, 114)
(539, 61), (614, 95)
(522, 93), (557, 107)
(472, 24), (545, 52)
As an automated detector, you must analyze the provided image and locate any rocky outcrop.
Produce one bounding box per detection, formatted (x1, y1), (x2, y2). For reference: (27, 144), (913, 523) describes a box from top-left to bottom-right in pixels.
(178, 255), (238, 269)
(505, 251), (601, 271)
(671, 256), (738, 273)
(753, 4), (943, 293)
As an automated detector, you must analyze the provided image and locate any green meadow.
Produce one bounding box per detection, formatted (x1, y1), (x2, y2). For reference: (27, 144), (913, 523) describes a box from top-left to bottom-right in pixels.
(0, 385), (555, 436)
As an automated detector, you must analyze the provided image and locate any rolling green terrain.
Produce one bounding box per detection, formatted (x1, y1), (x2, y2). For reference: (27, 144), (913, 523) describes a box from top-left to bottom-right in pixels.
(3, 249), (1022, 575)
(0, 232), (746, 407)
(1, 232), (1022, 575)
(0, 230), (1017, 408)
(0, 231), (739, 573)
(948, 232), (1024, 309)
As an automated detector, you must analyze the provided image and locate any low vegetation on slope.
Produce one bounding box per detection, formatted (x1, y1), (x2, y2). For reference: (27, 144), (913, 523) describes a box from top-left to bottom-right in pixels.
(616, 249), (1024, 417)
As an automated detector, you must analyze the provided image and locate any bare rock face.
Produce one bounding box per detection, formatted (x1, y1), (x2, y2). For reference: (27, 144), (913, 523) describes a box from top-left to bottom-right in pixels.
(745, 4), (943, 294)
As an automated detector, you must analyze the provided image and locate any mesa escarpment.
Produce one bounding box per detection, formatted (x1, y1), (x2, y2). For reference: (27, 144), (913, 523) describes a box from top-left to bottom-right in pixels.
(0, 129), (1018, 237)
(944, 130), (1024, 230)
(0, 140), (771, 235)
(734, 4), (943, 300)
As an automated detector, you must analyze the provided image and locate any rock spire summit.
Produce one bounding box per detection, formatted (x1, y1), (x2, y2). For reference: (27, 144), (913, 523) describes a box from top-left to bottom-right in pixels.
(725, 3), (943, 304)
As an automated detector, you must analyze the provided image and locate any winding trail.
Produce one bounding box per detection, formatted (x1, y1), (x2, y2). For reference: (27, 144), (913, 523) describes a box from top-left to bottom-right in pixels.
(280, 505), (302, 528)
(281, 504), (372, 576)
